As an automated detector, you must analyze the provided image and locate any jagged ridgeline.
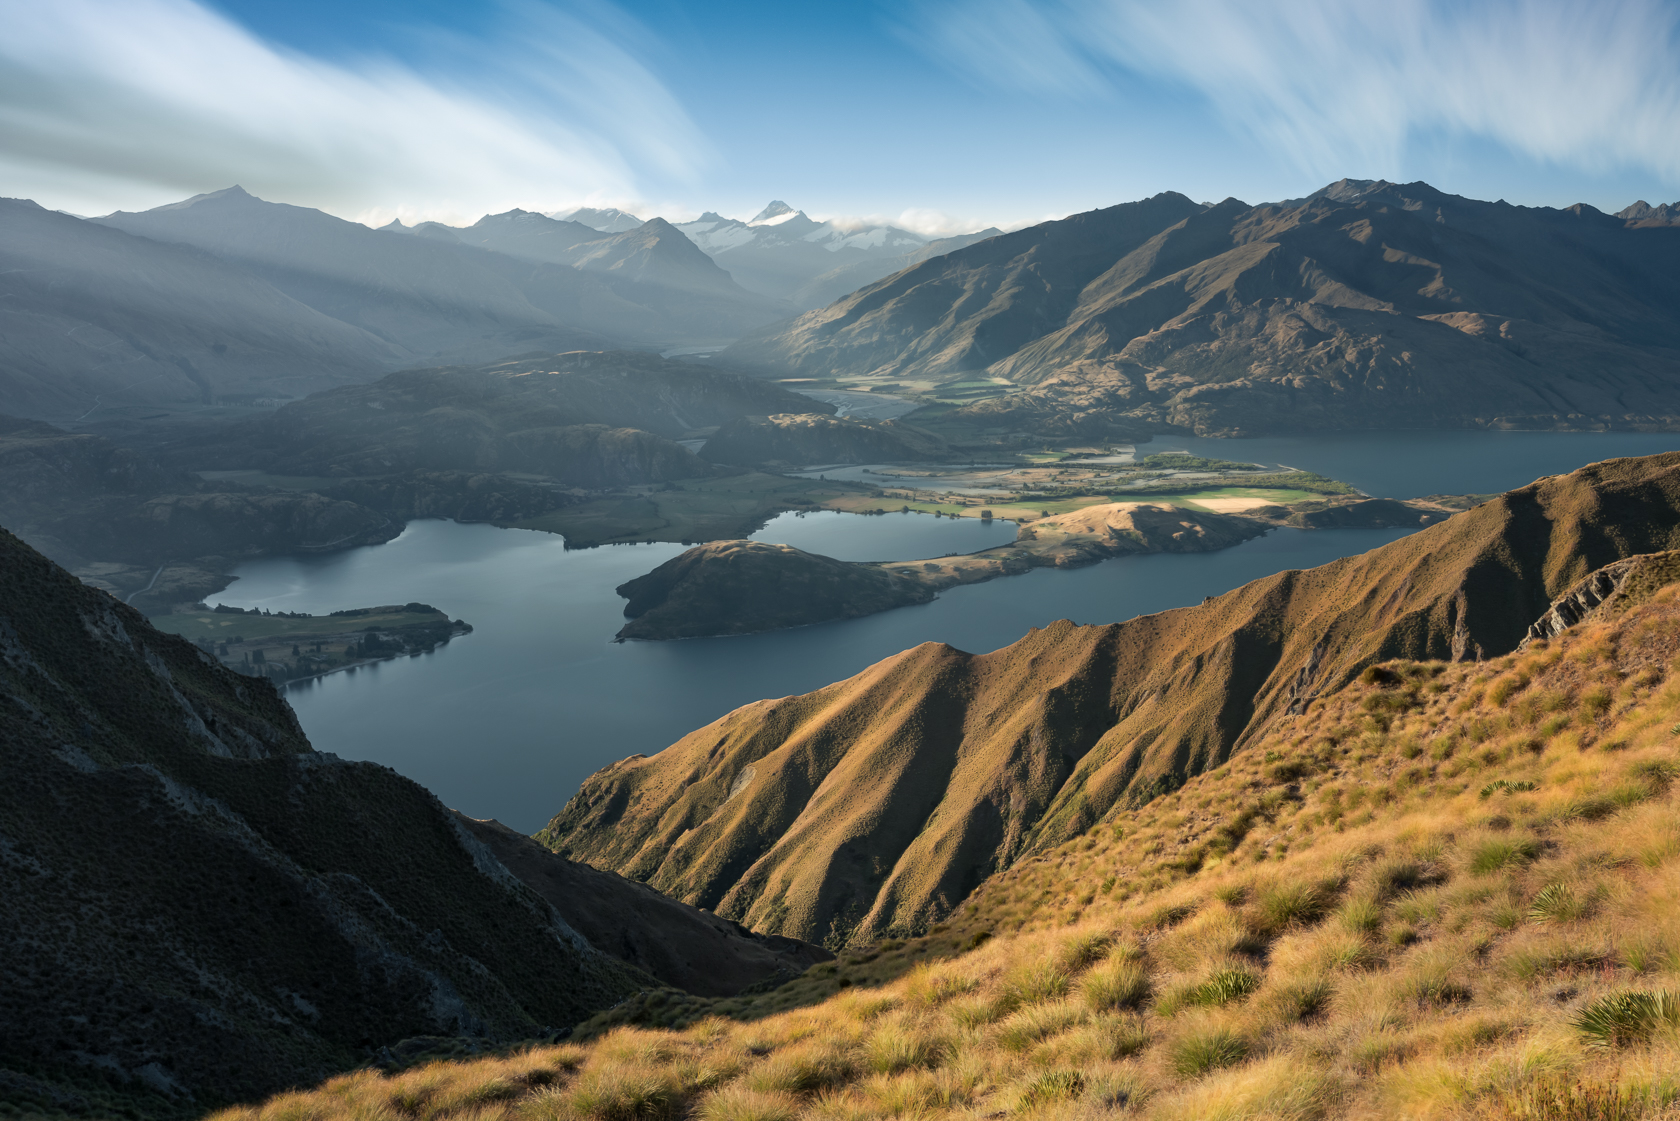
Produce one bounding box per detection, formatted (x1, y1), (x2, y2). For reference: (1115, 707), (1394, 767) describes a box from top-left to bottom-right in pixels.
(0, 527), (651, 1115)
(543, 452), (1680, 947)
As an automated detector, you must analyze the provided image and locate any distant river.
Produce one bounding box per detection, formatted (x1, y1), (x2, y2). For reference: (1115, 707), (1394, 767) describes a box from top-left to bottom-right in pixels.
(213, 431), (1680, 832)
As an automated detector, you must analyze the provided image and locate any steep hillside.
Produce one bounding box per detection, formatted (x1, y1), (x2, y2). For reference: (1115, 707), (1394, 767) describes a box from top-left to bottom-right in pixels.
(0, 527), (647, 1115)
(458, 816), (831, 998)
(0, 197), (401, 422)
(164, 351), (829, 483)
(542, 452), (1680, 947)
(204, 551), (1680, 1121)
(727, 181), (1680, 435)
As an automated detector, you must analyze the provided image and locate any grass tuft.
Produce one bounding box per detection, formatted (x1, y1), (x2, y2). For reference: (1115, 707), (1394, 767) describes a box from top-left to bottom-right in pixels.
(1169, 1028), (1249, 1077)
(1572, 989), (1680, 1048)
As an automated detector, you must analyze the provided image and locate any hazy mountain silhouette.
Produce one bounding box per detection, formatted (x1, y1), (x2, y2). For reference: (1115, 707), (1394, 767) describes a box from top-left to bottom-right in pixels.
(95, 188), (787, 364)
(676, 202), (991, 309)
(0, 198), (402, 422)
(551, 205), (644, 232)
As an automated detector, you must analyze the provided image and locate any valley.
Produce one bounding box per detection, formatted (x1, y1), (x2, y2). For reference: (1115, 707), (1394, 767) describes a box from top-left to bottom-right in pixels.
(7, 169), (1680, 1121)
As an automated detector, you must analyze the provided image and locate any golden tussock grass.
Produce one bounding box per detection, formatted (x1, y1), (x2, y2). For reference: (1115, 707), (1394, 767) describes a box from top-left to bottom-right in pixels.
(210, 585), (1680, 1120)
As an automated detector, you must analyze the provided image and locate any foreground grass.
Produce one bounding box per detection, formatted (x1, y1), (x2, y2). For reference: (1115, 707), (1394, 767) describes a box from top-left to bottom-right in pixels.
(210, 586), (1680, 1120)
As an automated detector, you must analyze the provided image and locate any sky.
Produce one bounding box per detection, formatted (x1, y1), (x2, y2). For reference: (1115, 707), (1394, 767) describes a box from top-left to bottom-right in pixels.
(2, 0), (1678, 232)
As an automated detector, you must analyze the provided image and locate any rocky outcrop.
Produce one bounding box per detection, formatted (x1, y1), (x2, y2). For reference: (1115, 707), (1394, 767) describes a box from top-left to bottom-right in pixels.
(544, 452), (1680, 947)
(615, 540), (936, 640)
(457, 816), (831, 997)
(699, 412), (950, 467)
(1521, 550), (1680, 646)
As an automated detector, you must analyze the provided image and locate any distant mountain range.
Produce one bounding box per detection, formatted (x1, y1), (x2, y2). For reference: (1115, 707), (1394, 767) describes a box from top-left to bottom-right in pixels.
(676, 201), (1001, 309)
(0, 197), (404, 421)
(550, 205), (645, 233)
(539, 198), (1000, 309)
(726, 180), (1680, 435)
(0, 187), (794, 425)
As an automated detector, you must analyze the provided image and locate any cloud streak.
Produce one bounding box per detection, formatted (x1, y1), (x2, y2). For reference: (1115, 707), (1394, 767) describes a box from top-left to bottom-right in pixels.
(0, 0), (709, 221)
(904, 0), (1680, 183)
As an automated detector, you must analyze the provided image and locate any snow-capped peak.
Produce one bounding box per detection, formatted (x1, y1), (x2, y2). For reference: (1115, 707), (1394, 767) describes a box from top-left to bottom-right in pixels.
(750, 200), (801, 226)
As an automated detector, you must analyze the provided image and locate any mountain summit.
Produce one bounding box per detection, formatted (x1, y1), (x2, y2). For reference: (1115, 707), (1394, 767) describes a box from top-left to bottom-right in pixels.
(725, 181), (1680, 434)
(750, 200), (799, 224)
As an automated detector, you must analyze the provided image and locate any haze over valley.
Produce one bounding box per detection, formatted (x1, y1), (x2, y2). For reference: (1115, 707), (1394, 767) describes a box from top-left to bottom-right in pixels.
(7, 1), (1680, 1118)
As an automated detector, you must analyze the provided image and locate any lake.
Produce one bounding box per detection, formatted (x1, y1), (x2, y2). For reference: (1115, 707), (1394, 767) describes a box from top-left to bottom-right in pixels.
(213, 430), (1680, 832)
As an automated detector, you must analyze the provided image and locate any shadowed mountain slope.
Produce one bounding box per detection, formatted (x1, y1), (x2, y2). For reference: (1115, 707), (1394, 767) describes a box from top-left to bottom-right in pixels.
(0, 198), (402, 422)
(164, 350), (830, 485)
(0, 414), (396, 581)
(727, 181), (1680, 434)
(0, 527), (649, 1114)
(457, 816), (831, 998)
(542, 452), (1680, 946)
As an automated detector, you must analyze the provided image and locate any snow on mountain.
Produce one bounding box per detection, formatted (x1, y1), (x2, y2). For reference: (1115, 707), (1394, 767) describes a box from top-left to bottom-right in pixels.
(550, 206), (644, 233)
(672, 201), (984, 308)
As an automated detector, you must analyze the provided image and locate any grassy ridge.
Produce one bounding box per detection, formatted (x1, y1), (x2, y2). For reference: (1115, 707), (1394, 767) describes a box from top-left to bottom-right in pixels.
(206, 568), (1680, 1120)
(541, 453), (1680, 949)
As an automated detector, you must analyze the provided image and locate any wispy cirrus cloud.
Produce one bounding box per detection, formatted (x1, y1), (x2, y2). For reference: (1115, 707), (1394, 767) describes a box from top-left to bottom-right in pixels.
(0, 0), (709, 222)
(899, 0), (1680, 183)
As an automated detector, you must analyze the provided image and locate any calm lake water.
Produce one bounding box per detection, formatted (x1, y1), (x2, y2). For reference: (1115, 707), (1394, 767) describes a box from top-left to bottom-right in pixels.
(213, 431), (1680, 831)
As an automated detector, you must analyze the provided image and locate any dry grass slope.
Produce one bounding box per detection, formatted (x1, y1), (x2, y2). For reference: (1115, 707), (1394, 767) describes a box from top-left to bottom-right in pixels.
(542, 452), (1680, 947)
(214, 558), (1680, 1120)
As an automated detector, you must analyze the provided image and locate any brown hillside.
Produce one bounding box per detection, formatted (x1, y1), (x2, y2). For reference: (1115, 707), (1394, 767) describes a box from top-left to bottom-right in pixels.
(725, 181), (1680, 435)
(542, 452), (1680, 947)
(212, 552), (1680, 1121)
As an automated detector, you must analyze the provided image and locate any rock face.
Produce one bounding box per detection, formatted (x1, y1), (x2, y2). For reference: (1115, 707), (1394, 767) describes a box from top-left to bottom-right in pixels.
(457, 816), (832, 997)
(1521, 549), (1680, 646)
(543, 451), (1680, 947)
(614, 540), (936, 640)
(699, 412), (951, 466)
(726, 181), (1680, 435)
(0, 527), (648, 1113)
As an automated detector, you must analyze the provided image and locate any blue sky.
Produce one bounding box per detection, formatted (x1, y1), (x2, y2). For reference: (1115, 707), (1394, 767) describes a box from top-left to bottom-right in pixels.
(2, 0), (1678, 231)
